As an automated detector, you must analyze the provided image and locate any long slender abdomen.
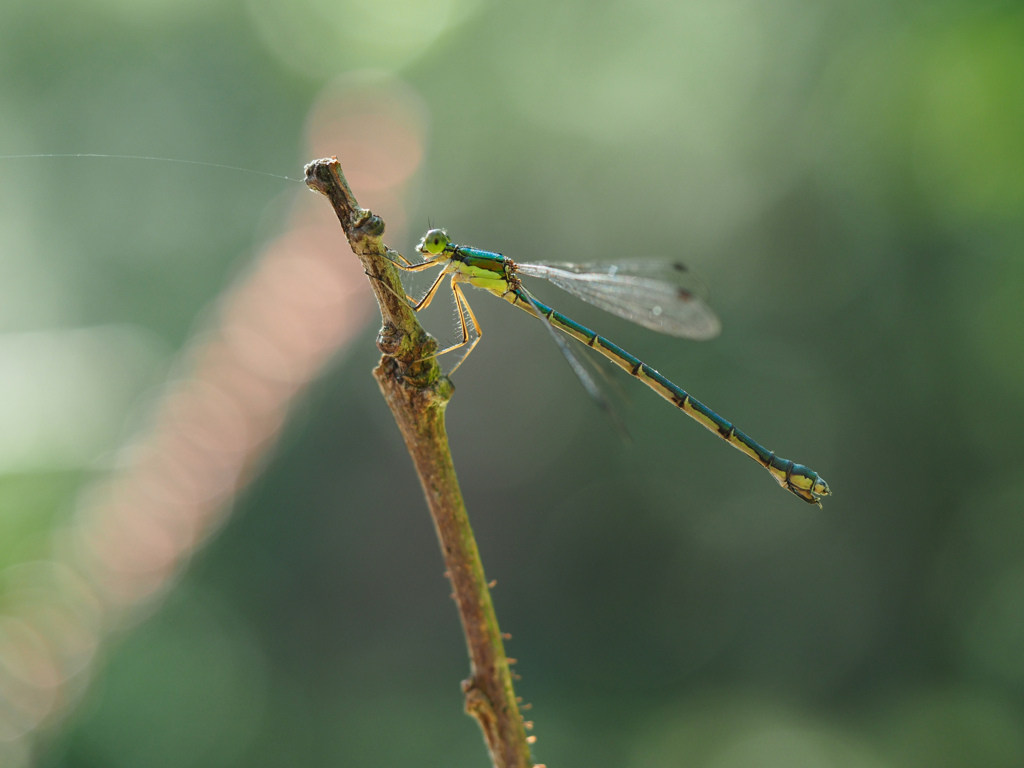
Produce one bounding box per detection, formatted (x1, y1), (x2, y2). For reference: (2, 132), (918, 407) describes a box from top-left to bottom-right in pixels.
(505, 289), (830, 505)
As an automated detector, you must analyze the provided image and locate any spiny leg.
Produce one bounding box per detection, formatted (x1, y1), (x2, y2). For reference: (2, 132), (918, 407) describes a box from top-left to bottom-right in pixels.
(363, 250), (445, 305)
(384, 247), (440, 271)
(366, 272), (420, 305)
(390, 256), (444, 273)
(413, 275), (479, 365)
(447, 281), (483, 374)
(367, 264), (449, 308)
(410, 265), (452, 311)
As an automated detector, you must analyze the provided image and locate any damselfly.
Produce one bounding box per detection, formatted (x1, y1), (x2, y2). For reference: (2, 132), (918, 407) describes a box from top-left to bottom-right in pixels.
(391, 228), (830, 506)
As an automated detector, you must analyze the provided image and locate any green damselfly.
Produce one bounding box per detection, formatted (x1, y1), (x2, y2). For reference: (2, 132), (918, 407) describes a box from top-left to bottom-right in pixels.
(391, 228), (830, 506)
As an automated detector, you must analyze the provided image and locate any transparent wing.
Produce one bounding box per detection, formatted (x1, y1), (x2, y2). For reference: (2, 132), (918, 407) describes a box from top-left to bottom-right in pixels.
(515, 260), (721, 340)
(518, 288), (631, 440)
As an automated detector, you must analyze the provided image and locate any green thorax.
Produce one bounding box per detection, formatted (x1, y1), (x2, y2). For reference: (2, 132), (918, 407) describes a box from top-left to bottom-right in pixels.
(453, 246), (508, 274)
(451, 245), (517, 292)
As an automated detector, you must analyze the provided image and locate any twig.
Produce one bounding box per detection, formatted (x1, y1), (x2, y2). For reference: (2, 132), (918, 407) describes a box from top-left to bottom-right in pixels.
(305, 158), (533, 768)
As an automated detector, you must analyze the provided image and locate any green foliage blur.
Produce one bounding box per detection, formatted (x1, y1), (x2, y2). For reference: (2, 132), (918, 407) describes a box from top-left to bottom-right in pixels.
(2, 0), (1024, 766)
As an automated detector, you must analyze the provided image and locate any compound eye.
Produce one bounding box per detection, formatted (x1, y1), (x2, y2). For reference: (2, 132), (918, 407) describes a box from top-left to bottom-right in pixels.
(418, 228), (450, 255)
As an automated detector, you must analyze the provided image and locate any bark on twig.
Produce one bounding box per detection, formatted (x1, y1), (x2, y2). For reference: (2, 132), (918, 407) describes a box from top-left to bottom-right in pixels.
(304, 158), (534, 768)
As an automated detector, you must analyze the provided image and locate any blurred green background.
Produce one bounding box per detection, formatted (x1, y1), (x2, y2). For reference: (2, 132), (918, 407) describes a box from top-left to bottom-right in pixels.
(2, 0), (1024, 766)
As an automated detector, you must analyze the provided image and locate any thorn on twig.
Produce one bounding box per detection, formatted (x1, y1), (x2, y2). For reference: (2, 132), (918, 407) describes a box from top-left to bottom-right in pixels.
(488, 580), (497, 588)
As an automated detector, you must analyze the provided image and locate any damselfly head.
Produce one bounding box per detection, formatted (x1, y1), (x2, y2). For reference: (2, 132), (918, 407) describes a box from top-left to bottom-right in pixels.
(418, 228), (450, 255)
